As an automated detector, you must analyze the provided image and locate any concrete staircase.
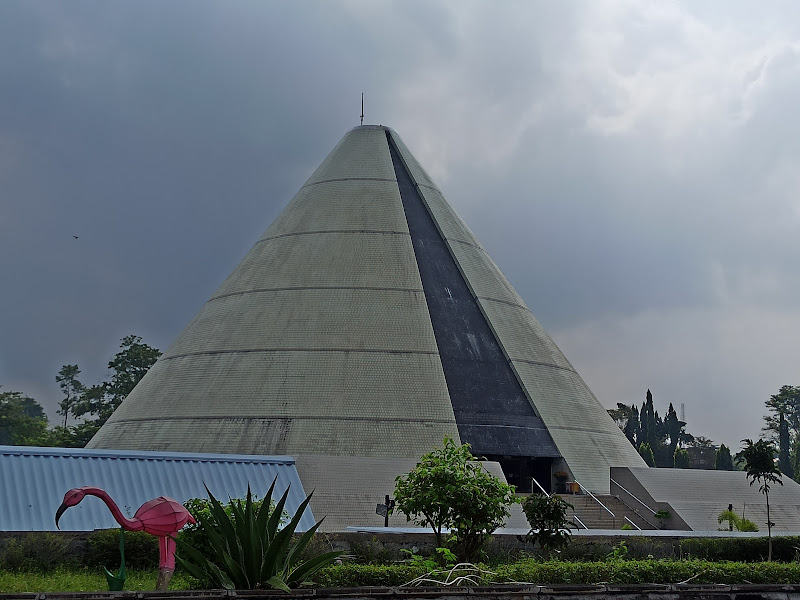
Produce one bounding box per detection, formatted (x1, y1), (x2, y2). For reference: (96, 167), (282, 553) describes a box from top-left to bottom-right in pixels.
(557, 494), (660, 530)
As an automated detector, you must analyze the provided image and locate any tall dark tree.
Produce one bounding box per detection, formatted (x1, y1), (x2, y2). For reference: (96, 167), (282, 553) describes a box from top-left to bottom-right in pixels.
(664, 403), (681, 460)
(623, 405), (641, 447)
(779, 412), (794, 479)
(738, 438), (782, 561)
(640, 389), (654, 446)
(763, 385), (800, 482)
(714, 444), (734, 470)
(55, 364), (84, 427)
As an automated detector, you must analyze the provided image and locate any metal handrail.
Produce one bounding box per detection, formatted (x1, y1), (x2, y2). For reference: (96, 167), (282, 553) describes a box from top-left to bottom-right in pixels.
(532, 477), (588, 530)
(573, 478), (616, 519)
(611, 493), (661, 530)
(531, 476), (550, 497)
(610, 477), (657, 515)
(623, 516), (642, 530)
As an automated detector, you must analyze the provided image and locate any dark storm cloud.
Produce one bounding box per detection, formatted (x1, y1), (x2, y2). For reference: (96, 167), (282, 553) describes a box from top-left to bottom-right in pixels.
(1, 0), (798, 449)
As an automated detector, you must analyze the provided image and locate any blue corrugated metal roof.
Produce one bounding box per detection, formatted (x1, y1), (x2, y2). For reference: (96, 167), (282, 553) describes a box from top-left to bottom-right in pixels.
(0, 445), (314, 532)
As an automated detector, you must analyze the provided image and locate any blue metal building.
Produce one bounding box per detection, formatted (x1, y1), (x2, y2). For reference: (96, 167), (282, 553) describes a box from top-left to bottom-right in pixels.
(0, 445), (314, 531)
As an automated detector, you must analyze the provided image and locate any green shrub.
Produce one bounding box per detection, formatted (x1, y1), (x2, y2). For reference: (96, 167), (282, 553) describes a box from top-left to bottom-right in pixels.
(178, 495), (281, 561)
(313, 563), (427, 587)
(638, 443), (655, 467)
(310, 559), (800, 586)
(86, 529), (158, 570)
(521, 494), (574, 553)
(717, 509), (759, 532)
(175, 482), (342, 590)
(492, 559), (800, 585)
(393, 437), (517, 563)
(679, 536), (800, 562)
(673, 448), (691, 469)
(0, 533), (79, 572)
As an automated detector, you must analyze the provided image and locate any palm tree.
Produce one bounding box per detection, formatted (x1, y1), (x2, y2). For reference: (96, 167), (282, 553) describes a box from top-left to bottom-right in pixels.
(738, 438), (783, 560)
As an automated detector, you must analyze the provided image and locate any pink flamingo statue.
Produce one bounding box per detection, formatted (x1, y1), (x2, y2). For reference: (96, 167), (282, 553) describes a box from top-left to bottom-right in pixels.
(56, 486), (196, 590)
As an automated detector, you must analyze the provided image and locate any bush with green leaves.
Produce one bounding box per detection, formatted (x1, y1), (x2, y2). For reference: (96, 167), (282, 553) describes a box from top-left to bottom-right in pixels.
(0, 533), (79, 572)
(87, 529), (158, 570)
(679, 536), (800, 562)
(393, 437), (517, 563)
(311, 559), (800, 586)
(638, 443), (655, 467)
(521, 494), (574, 553)
(178, 495), (285, 560)
(717, 509), (759, 532)
(174, 480), (342, 591)
(673, 447), (690, 468)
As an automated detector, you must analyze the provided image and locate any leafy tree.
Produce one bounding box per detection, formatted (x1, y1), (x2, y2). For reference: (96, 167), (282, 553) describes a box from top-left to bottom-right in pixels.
(393, 437), (517, 562)
(105, 335), (162, 408)
(762, 385), (800, 481)
(0, 388), (48, 445)
(72, 384), (113, 430)
(673, 447), (691, 469)
(73, 335), (161, 429)
(608, 403), (635, 431)
(36, 423), (99, 448)
(738, 438), (783, 560)
(714, 444), (734, 470)
(690, 436), (715, 448)
(55, 364), (84, 428)
(608, 403), (641, 447)
(521, 494), (574, 554)
(638, 442), (655, 467)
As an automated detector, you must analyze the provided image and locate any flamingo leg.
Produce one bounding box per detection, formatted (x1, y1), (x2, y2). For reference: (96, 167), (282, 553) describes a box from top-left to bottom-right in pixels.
(156, 536), (175, 591)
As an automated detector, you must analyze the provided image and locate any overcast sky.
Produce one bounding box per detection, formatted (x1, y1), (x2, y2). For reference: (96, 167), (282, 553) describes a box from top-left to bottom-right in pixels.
(1, 1), (798, 450)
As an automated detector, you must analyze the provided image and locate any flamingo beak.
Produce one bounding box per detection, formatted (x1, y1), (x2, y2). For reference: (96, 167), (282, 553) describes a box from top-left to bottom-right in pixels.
(55, 503), (67, 529)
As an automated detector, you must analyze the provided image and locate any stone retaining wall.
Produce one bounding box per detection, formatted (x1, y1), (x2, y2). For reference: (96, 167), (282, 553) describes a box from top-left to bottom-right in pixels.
(3, 584), (800, 600)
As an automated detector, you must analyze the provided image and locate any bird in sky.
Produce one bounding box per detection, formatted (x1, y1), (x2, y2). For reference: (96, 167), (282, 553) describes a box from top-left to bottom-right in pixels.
(72, 235), (79, 239)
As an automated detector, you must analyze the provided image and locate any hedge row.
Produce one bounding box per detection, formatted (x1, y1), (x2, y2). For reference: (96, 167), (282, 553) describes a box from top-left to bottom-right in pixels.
(495, 559), (800, 585)
(678, 536), (800, 563)
(312, 560), (800, 587)
(0, 531), (159, 572)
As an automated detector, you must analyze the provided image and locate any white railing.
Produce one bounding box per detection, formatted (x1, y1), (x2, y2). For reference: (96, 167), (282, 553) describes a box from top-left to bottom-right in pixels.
(531, 476), (550, 496)
(573, 478), (616, 528)
(531, 476), (588, 530)
(573, 514), (588, 530)
(623, 516), (642, 530)
(610, 477), (657, 515)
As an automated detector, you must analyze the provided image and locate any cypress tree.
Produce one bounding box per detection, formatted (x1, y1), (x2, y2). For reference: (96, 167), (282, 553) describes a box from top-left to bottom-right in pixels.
(715, 444), (734, 470)
(638, 442), (655, 467)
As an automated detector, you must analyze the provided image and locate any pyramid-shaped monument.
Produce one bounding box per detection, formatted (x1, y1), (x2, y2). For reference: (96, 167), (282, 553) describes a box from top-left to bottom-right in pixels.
(89, 126), (644, 528)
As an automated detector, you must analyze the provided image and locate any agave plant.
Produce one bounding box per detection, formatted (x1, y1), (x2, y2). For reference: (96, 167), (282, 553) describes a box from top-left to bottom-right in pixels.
(174, 479), (342, 591)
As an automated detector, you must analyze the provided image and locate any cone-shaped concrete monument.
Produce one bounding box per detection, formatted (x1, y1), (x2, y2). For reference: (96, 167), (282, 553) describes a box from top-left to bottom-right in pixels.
(89, 126), (644, 528)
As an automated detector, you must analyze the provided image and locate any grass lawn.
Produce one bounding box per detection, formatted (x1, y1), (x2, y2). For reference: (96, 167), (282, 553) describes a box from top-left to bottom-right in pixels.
(6, 559), (800, 592)
(0, 568), (194, 593)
